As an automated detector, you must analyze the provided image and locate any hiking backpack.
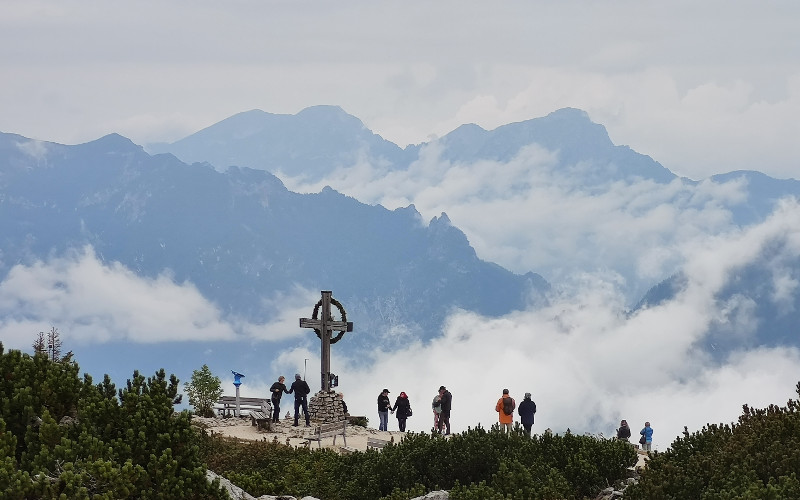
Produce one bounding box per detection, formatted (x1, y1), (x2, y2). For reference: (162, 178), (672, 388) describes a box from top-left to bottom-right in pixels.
(502, 397), (515, 415)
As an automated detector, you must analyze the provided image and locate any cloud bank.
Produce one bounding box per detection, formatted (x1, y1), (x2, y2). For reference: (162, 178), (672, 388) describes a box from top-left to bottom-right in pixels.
(305, 200), (800, 448)
(0, 247), (312, 350)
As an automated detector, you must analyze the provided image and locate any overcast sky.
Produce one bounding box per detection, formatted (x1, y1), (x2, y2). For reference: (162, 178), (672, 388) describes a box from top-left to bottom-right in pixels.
(1, 0), (798, 180)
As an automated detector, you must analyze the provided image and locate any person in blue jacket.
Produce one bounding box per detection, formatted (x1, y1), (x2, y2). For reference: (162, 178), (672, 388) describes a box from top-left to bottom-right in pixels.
(517, 392), (537, 437)
(640, 421), (654, 451)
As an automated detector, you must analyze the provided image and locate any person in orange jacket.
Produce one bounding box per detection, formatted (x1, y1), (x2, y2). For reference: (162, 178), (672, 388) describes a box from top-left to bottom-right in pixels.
(495, 389), (516, 433)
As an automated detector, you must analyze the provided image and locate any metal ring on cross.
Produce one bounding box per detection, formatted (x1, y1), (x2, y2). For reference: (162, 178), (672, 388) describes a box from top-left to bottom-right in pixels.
(311, 298), (348, 344)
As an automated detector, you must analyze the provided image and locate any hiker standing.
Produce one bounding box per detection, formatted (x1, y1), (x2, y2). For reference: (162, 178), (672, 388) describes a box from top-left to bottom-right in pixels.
(437, 386), (452, 435)
(377, 388), (391, 431)
(640, 421), (654, 451)
(391, 391), (412, 432)
(269, 375), (288, 423)
(432, 393), (442, 433)
(517, 392), (537, 437)
(287, 374), (311, 427)
(496, 389), (516, 433)
(616, 419), (631, 441)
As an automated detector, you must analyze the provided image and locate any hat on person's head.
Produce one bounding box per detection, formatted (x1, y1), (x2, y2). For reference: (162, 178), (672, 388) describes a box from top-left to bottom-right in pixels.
(382, 388), (390, 393)
(295, 373), (301, 379)
(502, 388), (509, 394)
(439, 385), (446, 391)
(525, 392), (531, 399)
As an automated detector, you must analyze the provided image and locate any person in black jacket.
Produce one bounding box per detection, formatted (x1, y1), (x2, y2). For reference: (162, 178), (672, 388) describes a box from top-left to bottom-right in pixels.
(517, 392), (537, 437)
(616, 419), (631, 441)
(287, 373), (311, 427)
(437, 386), (452, 435)
(269, 375), (288, 423)
(391, 391), (412, 432)
(377, 389), (391, 431)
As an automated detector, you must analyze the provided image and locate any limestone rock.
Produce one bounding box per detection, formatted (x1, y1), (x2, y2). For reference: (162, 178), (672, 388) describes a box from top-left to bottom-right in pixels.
(411, 491), (450, 500)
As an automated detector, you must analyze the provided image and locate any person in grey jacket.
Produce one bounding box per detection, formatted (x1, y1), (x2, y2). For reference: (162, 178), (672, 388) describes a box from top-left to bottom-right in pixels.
(517, 392), (537, 437)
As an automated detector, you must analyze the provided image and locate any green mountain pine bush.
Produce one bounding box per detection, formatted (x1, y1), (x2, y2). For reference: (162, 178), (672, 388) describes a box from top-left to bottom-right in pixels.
(626, 381), (800, 499)
(199, 423), (637, 499)
(0, 343), (228, 499)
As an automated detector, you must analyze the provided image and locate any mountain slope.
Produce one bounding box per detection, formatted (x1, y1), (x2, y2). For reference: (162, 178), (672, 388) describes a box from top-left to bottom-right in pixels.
(0, 131), (548, 354)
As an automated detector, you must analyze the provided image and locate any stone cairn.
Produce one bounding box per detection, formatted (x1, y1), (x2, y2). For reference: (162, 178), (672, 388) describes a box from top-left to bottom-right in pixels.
(308, 391), (347, 423)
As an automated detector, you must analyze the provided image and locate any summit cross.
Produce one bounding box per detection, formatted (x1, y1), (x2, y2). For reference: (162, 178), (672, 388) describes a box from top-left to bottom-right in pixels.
(299, 290), (354, 392)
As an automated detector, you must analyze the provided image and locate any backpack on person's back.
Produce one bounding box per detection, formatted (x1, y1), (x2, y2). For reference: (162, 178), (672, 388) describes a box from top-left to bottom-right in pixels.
(502, 396), (515, 415)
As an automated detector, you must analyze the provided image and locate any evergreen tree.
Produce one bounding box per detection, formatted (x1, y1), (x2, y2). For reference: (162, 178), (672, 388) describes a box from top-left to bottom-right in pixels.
(184, 365), (223, 418)
(32, 332), (46, 356)
(45, 327), (62, 362)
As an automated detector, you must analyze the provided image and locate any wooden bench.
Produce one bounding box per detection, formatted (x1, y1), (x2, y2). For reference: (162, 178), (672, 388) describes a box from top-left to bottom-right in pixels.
(366, 437), (390, 449)
(249, 410), (271, 431)
(215, 396), (271, 417)
(306, 420), (347, 449)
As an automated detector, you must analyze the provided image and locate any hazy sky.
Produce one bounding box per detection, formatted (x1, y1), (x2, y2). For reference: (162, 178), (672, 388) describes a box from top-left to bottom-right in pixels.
(2, 0), (799, 180)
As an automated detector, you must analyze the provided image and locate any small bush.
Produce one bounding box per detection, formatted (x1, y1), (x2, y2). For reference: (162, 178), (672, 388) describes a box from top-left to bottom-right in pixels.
(184, 364), (223, 417)
(348, 415), (369, 427)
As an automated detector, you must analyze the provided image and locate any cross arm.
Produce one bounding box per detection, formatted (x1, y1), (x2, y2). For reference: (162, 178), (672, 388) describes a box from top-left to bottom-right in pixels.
(299, 319), (354, 332)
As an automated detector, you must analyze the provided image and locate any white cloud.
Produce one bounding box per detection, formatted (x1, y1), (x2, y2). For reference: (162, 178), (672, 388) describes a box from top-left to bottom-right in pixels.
(0, 246), (311, 349)
(15, 139), (49, 162)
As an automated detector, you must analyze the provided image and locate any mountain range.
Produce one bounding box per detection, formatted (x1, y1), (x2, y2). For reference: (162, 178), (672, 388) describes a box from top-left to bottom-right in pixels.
(2, 106), (799, 385)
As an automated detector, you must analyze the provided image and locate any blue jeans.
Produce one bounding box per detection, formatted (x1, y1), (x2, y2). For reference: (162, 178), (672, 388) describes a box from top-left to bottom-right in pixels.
(378, 411), (389, 431)
(294, 398), (309, 426)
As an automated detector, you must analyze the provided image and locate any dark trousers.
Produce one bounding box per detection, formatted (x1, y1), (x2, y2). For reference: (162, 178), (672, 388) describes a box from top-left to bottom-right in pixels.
(294, 397), (309, 426)
(397, 417), (407, 432)
(438, 414), (451, 434)
(522, 423), (532, 437)
(271, 399), (281, 422)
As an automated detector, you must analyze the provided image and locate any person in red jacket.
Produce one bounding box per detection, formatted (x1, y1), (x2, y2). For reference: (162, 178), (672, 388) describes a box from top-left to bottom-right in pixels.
(495, 389), (515, 433)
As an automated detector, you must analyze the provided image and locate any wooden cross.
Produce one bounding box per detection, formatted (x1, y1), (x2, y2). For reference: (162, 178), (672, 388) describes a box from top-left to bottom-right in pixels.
(299, 291), (354, 392)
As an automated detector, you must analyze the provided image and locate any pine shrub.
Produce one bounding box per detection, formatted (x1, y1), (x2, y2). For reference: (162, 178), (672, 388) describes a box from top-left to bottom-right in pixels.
(626, 381), (800, 500)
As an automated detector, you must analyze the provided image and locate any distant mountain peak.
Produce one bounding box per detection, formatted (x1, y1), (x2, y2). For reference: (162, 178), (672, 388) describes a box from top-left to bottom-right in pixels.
(545, 107), (591, 120)
(431, 212), (452, 226)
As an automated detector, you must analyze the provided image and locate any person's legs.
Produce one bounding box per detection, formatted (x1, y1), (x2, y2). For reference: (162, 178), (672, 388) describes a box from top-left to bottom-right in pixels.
(378, 411), (386, 431)
(523, 424), (532, 437)
(644, 442), (652, 452)
(441, 414), (451, 435)
(301, 398), (310, 426)
(398, 417), (406, 432)
(293, 399), (301, 426)
(433, 413), (440, 433)
(272, 400), (280, 422)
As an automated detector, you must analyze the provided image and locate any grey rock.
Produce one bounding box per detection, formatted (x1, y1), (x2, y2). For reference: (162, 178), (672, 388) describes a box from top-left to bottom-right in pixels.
(411, 491), (449, 500)
(206, 470), (257, 500)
